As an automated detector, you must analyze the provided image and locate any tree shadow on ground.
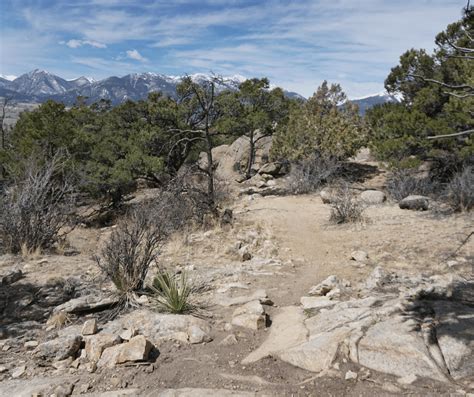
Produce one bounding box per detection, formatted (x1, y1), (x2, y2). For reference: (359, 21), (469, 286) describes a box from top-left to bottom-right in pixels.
(339, 162), (381, 184)
(0, 277), (76, 338)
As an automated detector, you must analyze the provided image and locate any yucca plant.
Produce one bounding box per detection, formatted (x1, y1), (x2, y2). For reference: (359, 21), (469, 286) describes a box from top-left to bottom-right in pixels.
(150, 270), (193, 314)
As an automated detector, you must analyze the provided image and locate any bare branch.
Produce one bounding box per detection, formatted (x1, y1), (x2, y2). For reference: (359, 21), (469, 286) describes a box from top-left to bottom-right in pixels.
(427, 129), (474, 139)
(409, 74), (474, 91)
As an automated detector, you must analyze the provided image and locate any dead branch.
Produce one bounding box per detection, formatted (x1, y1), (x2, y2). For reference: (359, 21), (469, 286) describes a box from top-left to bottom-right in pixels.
(427, 129), (474, 139)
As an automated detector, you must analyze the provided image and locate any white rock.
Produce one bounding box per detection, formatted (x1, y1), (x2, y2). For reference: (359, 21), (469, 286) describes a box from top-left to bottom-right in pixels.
(11, 365), (26, 379)
(188, 325), (212, 344)
(360, 190), (386, 205)
(351, 250), (369, 263)
(300, 296), (339, 310)
(345, 370), (358, 380)
(24, 340), (39, 349)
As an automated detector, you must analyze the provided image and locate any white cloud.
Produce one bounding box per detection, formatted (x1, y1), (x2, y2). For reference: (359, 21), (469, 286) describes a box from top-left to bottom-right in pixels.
(64, 39), (107, 49)
(126, 49), (148, 62)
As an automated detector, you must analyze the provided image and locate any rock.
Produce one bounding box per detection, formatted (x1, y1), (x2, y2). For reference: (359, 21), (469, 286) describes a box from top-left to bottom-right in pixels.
(345, 370), (358, 380)
(100, 309), (211, 346)
(1, 269), (23, 285)
(52, 357), (73, 370)
(308, 275), (341, 296)
(81, 319), (98, 336)
(357, 316), (448, 382)
(364, 266), (391, 290)
(54, 294), (119, 314)
(52, 383), (74, 397)
(243, 306), (308, 364)
(11, 365), (26, 379)
(0, 366), (7, 373)
(399, 195), (430, 211)
(34, 335), (82, 361)
(232, 300), (266, 331)
(360, 190), (386, 205)
(85, 333), (121, 362)
(220, 209), (233, 226)
(97, 335), (153, 368)
(351, 250), (369, 263)
(320, 188), (336, 204)
(220, 334), (238, 346)
(120, 328), (138, 341)
(258, 162), (283, 176)
(24, 340), (39, 349)
(238, 246), (252, 262)
(300, 296), (339, 310)
(215, 289), (271, 307)
(188, 325), (212, 344)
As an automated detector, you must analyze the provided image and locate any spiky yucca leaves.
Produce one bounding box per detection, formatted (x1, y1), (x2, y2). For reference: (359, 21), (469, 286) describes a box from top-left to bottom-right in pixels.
(150, 271), (193, 314)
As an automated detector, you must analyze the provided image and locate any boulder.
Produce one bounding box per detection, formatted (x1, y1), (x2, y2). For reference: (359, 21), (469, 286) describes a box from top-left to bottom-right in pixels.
(258, 162), (283, 176)
(54, 294), (118, 314)
(97, 335), (153, 368)
(84, 333), (121, 362)
(399, 195), (430, 211)
(308, 275), (344, 296)
(34, 335), (82, 361)
(81, 319), (98, 336)
(300, 296), (339, 310)
(231, 300), (266, 331)
(360, 190), (386, 205)
(215, 289), (271, 307)
(100, 309), (211, 346)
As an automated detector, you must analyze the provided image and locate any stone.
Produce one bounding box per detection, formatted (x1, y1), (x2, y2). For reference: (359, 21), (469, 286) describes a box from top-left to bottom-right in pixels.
(11, 365), (26, 379)
(300, 296), (339, 310)
(351, 250), (369, 263)
(81, 319), (98, 336)
(188, 325), (212, 344)
(97, 335), (153, 368)
(220, 334), (238, 346)
(52, 383), (74, 397)
(258, 162), (282, 176)
(360, 190), (386, 205)
(308, 275), (340, 296)
(52, 357), (73, 370)
(243, 306), (308, 364)
(54, 294), (119, 314)
(215, 289), (270, 307)
(24, 340), (39, 349)
(120, 328), (138, 341)
(238, 246), (252, 262)
(345, 370), (358, 380)
(100, 309), (211, 346)
(85, 333), (121, 362)
(232, 301), (266, 331)
(399, 195), (430, 211)
(364, 266), (391, 290)
(34, 335), (82, 361)
(0, 365), (7, 373)
(1, 269), (22, 285)
(320, 188), (336, 204)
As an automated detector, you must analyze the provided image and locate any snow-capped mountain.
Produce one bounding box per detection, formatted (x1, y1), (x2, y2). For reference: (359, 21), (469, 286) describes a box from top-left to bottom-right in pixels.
(0, 74), (17, 81)
(350, 91), (401, 115)
(0, 69), (306, 105)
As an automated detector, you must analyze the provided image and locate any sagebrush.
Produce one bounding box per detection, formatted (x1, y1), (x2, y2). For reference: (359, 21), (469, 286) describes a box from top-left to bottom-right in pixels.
(329, 184), (365, 224)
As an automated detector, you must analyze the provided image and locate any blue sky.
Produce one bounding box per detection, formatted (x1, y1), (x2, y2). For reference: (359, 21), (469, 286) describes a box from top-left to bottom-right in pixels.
(0, 0), (467, 98)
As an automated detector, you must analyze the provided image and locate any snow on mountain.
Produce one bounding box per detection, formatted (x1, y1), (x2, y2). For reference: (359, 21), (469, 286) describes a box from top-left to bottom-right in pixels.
(2, 69), (307, 105)
(349, 91), (402, 115)
(0, 74), (17, 81)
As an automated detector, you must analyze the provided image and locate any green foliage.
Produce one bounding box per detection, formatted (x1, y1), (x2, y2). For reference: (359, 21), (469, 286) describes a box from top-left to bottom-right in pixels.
(368, 8), (474, 168)
(151, 271), (193, 314)
(272, 81), (366, 162)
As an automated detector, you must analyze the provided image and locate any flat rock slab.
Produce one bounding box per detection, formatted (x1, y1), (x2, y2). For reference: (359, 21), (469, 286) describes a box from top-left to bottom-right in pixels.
(214, 289), (269, 307)
(242, 306), (307, 364)
(54, 294), (119, 314)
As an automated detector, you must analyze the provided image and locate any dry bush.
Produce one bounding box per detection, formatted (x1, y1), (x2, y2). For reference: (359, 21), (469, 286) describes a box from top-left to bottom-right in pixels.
(95, 204), (165, 309)
(445, 166), (473, 212)
(386, 169), (437, 201)
(0, 154), (74, 254)
(287, 154), (340, 194)
(329, 184), (365, 224)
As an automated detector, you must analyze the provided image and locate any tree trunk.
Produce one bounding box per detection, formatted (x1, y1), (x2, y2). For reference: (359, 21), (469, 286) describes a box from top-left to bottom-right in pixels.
(245, 130), (255, 179)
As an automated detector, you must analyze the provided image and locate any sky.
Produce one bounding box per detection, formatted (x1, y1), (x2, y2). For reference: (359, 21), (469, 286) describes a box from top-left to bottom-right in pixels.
(0, 0), (468, 98)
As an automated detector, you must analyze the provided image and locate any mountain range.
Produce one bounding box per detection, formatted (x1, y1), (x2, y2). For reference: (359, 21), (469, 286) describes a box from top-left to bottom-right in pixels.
(0, 70), (400, 113)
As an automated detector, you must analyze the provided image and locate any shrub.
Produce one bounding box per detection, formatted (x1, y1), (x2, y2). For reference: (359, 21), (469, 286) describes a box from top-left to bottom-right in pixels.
(0, 154), (74, 254)
(386, 169), (437, 201)
(287, 154), (340, 194)
(445, 166), (473, 212)
(329, 184), (365, 224)
(150, 270), (193, 314)
(95, 204), (165, 309)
